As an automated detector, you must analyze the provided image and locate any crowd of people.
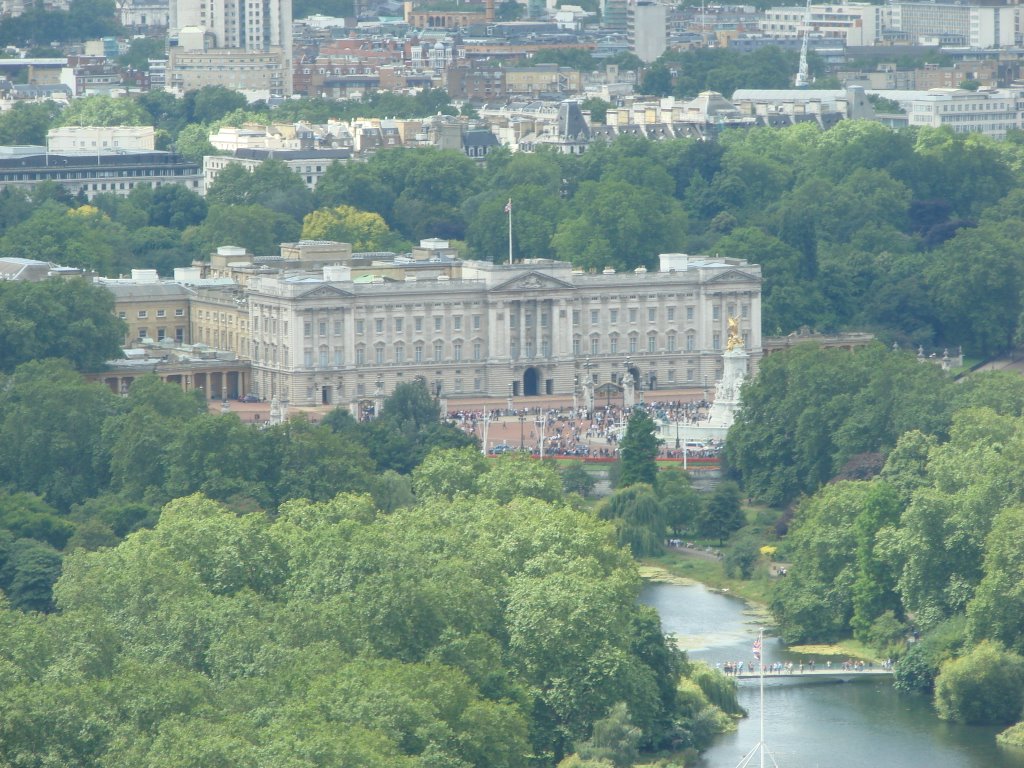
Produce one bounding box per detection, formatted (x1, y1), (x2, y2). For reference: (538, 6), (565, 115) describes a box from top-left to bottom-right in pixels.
(445, 399), (725, 460)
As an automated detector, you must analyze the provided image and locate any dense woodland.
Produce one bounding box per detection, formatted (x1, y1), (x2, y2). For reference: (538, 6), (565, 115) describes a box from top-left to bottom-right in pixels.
(8, 91), (1024, 355)
(723, 344), (1024, 736)
(0, 357), (747, 766)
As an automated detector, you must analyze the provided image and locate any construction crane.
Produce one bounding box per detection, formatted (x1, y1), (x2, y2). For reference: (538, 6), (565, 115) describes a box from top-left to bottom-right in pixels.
(794, 0), (811, 87)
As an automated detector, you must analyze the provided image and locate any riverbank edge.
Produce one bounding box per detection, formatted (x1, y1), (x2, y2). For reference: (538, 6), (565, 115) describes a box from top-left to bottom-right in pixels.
(638, 555), (881, 663)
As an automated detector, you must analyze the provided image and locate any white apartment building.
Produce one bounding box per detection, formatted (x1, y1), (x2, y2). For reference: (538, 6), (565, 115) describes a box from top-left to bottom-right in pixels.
(889, 2), (1015, 48)
(628, 1), (668, 63)
(167, 0), (292, 97)
(905, 87), (1023, 138)
(761, 3), (884, 46)
(46, 126), (156, 153)
(244, 248), (762, 407)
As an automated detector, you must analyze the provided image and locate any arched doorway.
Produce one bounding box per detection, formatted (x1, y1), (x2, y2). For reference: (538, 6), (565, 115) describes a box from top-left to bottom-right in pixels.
(523, 367), (541, 397)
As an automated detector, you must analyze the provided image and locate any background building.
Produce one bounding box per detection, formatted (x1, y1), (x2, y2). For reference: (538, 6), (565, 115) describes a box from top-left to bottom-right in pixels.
(167, 0), (293, 97)
(629, 1), (667, 63)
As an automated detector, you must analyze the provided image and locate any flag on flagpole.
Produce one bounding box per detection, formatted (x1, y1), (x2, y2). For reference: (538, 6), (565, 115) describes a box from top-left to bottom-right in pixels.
(752, 636), (762, 661)
(504, 198), (512, 214)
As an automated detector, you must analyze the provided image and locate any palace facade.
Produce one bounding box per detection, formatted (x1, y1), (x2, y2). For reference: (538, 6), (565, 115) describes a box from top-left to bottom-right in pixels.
(242, 245), (762, 408)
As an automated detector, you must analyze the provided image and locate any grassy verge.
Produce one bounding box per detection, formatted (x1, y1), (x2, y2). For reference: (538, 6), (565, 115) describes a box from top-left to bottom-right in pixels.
(640, 551), (775, 606)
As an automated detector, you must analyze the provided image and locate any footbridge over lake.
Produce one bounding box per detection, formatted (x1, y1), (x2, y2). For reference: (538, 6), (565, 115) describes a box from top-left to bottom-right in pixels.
(732, 668), (894, 684)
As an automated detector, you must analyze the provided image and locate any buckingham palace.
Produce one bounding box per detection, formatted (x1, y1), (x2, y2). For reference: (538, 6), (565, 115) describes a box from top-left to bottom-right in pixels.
(239, 242), (762, 408)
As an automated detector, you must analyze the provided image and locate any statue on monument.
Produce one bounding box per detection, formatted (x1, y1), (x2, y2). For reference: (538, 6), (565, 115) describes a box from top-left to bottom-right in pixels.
(726, 316), (743, 351)
(582, 376), (594, 413)
(622, 373), (635, 409)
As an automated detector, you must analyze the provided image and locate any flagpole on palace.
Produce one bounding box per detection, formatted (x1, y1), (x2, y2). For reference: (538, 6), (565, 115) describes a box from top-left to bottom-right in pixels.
(506, 198), (513, 265)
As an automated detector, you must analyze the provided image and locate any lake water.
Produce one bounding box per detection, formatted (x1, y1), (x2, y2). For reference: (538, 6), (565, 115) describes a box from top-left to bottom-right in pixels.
(640, 581), (1024, 768)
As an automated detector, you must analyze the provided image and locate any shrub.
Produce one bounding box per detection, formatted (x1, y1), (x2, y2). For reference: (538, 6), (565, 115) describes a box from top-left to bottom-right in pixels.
(934, 641), (1024, 724)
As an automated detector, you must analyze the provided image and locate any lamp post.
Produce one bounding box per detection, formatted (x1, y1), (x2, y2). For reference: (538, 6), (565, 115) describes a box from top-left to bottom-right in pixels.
(481, 411), (490, 456)
(518, 413), (526, 450)
(535, 415), (546, 459)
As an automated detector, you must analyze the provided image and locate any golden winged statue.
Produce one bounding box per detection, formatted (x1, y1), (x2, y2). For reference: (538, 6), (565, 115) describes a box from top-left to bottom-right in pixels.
(726, 316), (743, 351)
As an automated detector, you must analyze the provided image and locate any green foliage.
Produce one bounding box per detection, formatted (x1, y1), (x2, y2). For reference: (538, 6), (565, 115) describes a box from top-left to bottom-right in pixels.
(0, 278), (124, 373)
(58, 95), (149, 127)
(770, 481), (900, 644)
(118, 36), (165, 70)
(722, 529), (761, 579)
(582, 97), (612, 124)
(302, 204), (408, 252)
(0, 0), (119, 44)
(561, 461), (596, 497)
(647, 47), (796, 98)
(893, 616), (968, 694)
(697, 481), (744, 547)
(598, 484), (665, 556)
(1, 201), (134, 275)
(965, 505), (1024, 652)
(618, 409), (660, 487)
(0, 101), (61, 145)
(655, 468), (701, 536)
(0, 487), (701, 765)
(726, 343), (953, 506)
(0, 360), (120, 511)
(934, 641), (1024, 725)
(573, 702), (641, 768)
(206, 161), (315, 221)
(530, 48), (597, 72)
(293, 0), (353, 18)
(182, 203), (300, 256)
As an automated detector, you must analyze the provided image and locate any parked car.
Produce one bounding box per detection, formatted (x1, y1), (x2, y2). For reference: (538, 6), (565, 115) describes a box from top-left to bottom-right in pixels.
(239, 393), (260, 403)
(489, 443), (514, 454)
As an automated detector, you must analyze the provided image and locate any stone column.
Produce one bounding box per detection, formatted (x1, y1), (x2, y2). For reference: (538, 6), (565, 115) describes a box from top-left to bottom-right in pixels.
(550, 298), (560, 357)
(518, 299), (526, 360)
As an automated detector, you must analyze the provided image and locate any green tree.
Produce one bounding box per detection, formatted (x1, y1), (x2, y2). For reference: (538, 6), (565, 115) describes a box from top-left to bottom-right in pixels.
(965, 505), (1024, 652)
(1, 201), (132, 275)
(205, 161), (315, 221)
(598, 484), (666, 556)
(697, 481), (744, 546)
(477, 453), (564, 505)
(581, 97), (611, 124)
(561, 462), (596, 497)
(186, 85), (249, 124)
(618, 408), (660, 487)
(173, 122), (218, 162)
(183, 204), (300, 257)
(0, 278), (124, 373)
(314, 161), (395, 217)
(118, 36), (165, 70)
(2, 537), (63, 612)
(656, 467), (702, 537)
(0, 360), (119, 510)
(58, 95), (150, 127)
(934, 641), (1024, 725)
(301, 205), (408, 252)
(573, 702), (641, 768)
(551, 180), (686, 272)
(0, 101), (60, 145)
(411, 446), (486, 500)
